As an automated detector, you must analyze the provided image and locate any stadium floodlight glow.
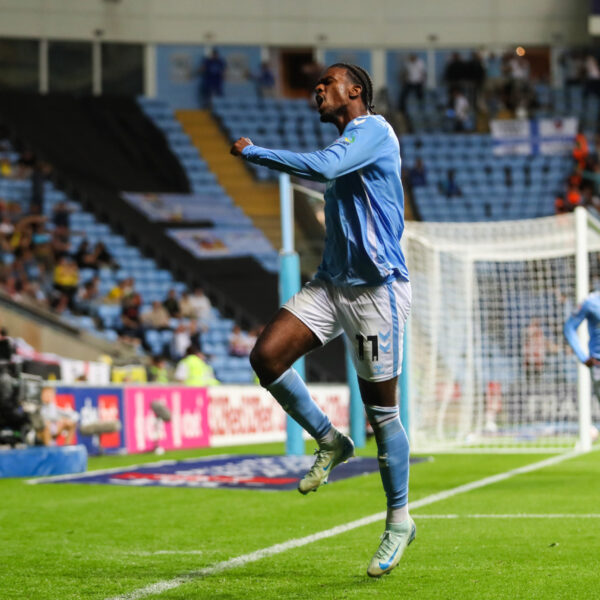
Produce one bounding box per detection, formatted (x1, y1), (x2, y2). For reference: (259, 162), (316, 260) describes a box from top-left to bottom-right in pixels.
(402, 208), (599, 453)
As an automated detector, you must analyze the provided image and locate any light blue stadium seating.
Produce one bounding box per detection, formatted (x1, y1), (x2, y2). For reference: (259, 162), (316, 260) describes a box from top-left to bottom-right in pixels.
(404, 132), (572, 223)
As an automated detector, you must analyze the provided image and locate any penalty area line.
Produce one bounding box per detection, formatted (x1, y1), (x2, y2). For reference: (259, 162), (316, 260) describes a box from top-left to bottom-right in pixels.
(105, 449), (583, 600)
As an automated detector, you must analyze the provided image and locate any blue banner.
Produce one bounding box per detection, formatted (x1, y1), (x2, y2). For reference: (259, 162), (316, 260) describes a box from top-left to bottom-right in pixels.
(57, 387), (126, 455)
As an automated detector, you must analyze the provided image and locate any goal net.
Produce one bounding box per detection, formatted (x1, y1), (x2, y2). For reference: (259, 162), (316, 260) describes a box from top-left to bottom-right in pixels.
(403, 208), (600, 453)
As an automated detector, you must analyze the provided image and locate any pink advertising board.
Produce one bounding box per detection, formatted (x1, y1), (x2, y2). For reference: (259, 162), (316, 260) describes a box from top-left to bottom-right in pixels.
(124, 387), (210, 453)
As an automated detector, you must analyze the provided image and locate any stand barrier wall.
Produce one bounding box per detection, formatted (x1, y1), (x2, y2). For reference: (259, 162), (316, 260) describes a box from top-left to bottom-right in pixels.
(54, 384), (349, 455)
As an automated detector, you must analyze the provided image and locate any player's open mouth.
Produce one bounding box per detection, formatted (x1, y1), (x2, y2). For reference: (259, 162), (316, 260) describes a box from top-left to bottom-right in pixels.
(316, 95), (324, 109)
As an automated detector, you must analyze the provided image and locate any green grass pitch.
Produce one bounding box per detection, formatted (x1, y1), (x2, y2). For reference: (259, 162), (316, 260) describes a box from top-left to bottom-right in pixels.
(1, 441), (599, 599)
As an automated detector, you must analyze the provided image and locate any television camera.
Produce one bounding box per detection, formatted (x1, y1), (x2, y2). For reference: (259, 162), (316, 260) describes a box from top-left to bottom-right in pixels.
(0, 338), (44, 447)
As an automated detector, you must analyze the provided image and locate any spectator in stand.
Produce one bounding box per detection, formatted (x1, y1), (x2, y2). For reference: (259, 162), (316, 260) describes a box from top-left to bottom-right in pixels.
(28, 220), (53, 268)
(23, 280), (48, 308)
(105, 277), (134, 304)
(556, 180), (583, 214)
(584, 53), (600, 102)
(198, 48), (227, 107)
(483, 51), (503, 102)
(74, 276), (100, 316)
(51, 223), (71, 261)
(447, 88), (471, 132)
(2, 275), (24, 301)
(172, 322), (191, 360)
(74, 239), (94, 269)
(582, 184), (600, 212)
(444, 53), (467, 89)
(229, 325), (251, 357)
(52, 254), (79, 312)
(30, 161), (51, 215)
(439, 169), (462, 198)
(119, 292), (144, 346)
(247, 326), (260, 351)
(523, 318), (559, 385)
(179, 290), (197, 319)
(187, 287), (213, 324)
(465, 51), (486, 109)
(561, 50), (584, 88)
(20, 247), (40, 281)
(92, 241), (118, 270)
(174, 345), (220, 386)
(573, 128), (589, 170)
(399, 54), (426, 113)
(52, 200), (72, 230)
(189, 319), (203, 351)
(0, 157), (13, 178)
(253, 61), (276, 99)
(407, 158), (427, 189)
(561, 50), (585, 110)
(583, 160), (600, 194)
(163, 288), (181, 318)
(142, 300), (171, 330)
(74, 239), (117, 271)
(505, 52), (531, 111)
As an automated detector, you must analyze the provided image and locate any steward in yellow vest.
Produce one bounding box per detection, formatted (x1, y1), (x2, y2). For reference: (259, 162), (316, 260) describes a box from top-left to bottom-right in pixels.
(174, 345), (220, 386)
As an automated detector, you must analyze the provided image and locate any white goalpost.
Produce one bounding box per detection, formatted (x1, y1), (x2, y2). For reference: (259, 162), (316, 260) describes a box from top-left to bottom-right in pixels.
(403, 207), (600, 453)
(287, 173), (599, 454)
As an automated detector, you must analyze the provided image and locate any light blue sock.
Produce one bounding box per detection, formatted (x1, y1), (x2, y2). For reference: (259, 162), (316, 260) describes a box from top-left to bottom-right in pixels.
(365, 404), (410, 510)
(267, 368), (332, 441)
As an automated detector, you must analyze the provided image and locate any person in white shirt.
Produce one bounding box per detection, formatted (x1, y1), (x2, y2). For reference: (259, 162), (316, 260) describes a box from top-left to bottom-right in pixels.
(39, 386), (78, 446)
(187, 287), (213, 324)
(584, 54), (600, 101)
(447, 88), (471, 132)
(399, 54), (426, 113)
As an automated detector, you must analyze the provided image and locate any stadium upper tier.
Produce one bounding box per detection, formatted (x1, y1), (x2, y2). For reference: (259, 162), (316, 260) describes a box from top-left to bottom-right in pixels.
(209, 95), (573, 223)
(399, 83), (600, 133)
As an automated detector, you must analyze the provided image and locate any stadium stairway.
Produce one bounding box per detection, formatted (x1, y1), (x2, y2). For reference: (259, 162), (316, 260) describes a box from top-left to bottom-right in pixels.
(175, 110), (282, 249)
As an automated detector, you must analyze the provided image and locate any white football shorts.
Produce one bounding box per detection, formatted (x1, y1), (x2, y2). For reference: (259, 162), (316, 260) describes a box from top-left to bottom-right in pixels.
(283, 278), (411, 382)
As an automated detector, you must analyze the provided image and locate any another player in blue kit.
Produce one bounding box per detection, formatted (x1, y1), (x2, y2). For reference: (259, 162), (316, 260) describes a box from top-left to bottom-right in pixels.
(564, 290), (600, 397)
(230, 63), (414, 577)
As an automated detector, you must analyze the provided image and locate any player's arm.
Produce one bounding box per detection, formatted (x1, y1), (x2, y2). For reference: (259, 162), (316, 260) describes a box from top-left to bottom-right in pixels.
(230, 120), (388, 182)
(563, 301), (593, 364)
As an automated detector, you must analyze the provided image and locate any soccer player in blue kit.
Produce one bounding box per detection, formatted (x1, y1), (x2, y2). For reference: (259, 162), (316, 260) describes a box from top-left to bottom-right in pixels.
(230, 63), (414, 577)
(564, 290), (600, 395)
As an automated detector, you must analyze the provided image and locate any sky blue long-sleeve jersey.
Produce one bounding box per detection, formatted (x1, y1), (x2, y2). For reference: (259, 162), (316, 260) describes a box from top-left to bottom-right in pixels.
(563, 291), (600, 363)
(241, 114), (409, 286)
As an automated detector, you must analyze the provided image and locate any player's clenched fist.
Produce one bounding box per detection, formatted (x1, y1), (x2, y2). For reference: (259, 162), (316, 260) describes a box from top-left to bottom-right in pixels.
(230, 137), (253, 156)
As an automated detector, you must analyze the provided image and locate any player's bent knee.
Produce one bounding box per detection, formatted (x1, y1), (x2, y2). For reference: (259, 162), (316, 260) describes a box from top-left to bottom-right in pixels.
(250, 342), (288, 385)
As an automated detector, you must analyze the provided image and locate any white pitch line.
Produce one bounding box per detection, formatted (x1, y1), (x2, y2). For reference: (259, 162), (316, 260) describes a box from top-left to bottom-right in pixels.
(413, 513), (600, 519)
(130, 550), (205, 556)
(106, 449), (584, 600)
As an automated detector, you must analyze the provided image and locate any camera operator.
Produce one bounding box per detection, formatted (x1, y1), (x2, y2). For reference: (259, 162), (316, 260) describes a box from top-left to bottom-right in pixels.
(39, 386), (77, 446)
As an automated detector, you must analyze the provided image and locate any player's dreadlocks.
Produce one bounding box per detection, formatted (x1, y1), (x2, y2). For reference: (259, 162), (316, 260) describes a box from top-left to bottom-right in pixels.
(331, 63), (376, 114)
